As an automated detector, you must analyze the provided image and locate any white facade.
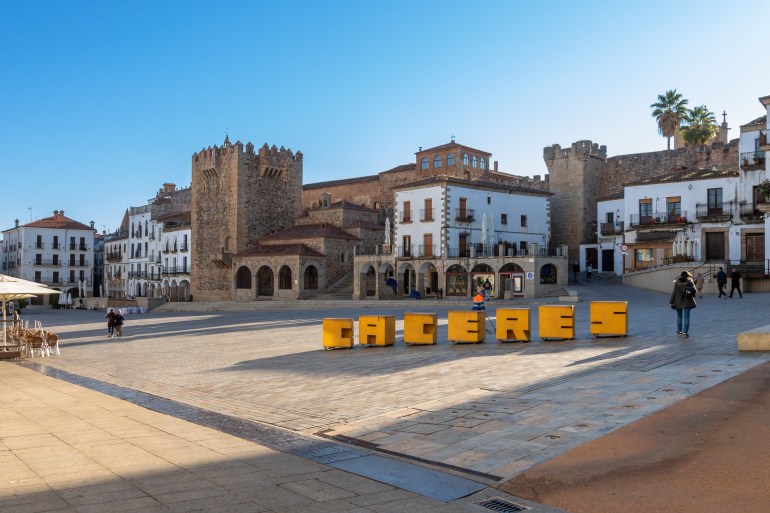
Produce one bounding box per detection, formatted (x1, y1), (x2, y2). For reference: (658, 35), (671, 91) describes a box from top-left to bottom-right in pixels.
(1, 211), (95, 304)
(589, 197), (625, 275)
(394, 179), (551, 259)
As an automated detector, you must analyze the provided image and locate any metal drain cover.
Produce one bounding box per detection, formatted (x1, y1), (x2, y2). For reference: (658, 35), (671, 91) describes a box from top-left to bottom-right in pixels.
(476, 497), (528, 512)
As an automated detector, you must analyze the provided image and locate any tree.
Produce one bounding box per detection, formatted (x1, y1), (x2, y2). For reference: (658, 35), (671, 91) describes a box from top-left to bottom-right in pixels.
(679, 105), (719, 153)
(650, 89), (689, 150)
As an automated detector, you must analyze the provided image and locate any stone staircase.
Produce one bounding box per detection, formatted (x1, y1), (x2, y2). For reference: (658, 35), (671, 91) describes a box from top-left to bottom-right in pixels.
(310, 272), (354, 300)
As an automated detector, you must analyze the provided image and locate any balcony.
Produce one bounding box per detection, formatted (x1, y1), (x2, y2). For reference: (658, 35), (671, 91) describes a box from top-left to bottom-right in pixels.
(695, 202), (734, 222)
(397, 246), (412, 258)
(741, 151), (766, 170)
(420, 209), (434, 222)
(739, 201), (766, 223)
(179, 243), (189, 252)
(162, 266), (190, 276)
(33, 260), (61, 266)
(52, 242), (60, 249)
(417, 245), (436, 258)
(35, 242), (44, 249)
(79, 244), (88, 251)
(400, 212), (412, 223)
(106, 251), (122, 262)
(599, 221), (624, 236)
(68, 261), (91, 267)
(454, 209), (475, 222)
(629, 211), (688, 228)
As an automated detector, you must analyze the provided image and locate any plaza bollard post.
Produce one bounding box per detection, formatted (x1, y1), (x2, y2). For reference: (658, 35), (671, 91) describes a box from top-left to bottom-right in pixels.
(538, 305), (575, 341)
(448, 310), (485, 344)
(358, 315), (396, 347)
(322, 318), (354, 349)
(589, 301), (628, 337)
(403, 312), (438, 345)
(495, 308), (531, 342)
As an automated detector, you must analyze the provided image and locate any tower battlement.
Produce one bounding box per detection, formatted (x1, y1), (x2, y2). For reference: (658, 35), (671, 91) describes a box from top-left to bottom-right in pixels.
(543, 140), (607, 164)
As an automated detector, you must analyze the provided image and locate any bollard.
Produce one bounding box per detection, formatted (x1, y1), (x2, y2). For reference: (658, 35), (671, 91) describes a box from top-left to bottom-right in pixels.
(496, 308), (531, 342)
(448, 310), (485, 344)
(359, 315), (396, 347)
(322, 318), (354, 349)
(404, 312), (438, 345)
(590, 301), (628, 337)
(538, 305), (575, 341)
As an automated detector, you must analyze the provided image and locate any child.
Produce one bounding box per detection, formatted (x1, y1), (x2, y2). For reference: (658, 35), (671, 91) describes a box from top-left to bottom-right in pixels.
(113, 308), (125, 337)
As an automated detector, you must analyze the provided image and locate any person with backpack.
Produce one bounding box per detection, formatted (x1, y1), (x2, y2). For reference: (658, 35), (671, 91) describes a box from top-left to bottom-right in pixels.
(113, 308), (125, 337)
(669, 270), (697, 338)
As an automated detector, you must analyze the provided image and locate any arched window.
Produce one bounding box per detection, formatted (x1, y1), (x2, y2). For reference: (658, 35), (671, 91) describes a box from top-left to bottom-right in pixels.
(463, 153), (469, 165)
(447, 153), (455, 166)
(472, 156), (478, 168)
(236, 267), (252, 289)
(480, 158), (486, 170)
(279, 265), (293, 289)
(420, 157), (429, 170)
(433, 155), (442, 168)
(304, 266), (318, 290)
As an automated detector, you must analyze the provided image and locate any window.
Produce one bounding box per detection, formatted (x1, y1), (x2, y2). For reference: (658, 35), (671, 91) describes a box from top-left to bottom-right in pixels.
(521, 215), (528, 228)
(639, 198), (652, 224)
(501, 214), (508, 225)
(79, 254), (85, 266)
(52, 255), (59, 265)
(423, 198), (433, 221)
(463, 153), (469, 165)
(472, 156), (478, 168)
(53, 271), (59, 284)
(340, 252), (347, 263)
(35, 254), (42, 265)
(447, 153), (455, 166)
(70, 254), (75, 266)
(487, 197), (491, 205)
(480, 158), (486, 170)
(36, 235), (42, 248)
(420, 157), (429, 170)
(53, 236), (59, 249)
(666, 196), (682, 222)
(402, 201), (411, 223)
(606, 212), (614, 223)
(433, 155), (442, 168)
(707, 188), (723, 215)
(34, 271), (41, 283)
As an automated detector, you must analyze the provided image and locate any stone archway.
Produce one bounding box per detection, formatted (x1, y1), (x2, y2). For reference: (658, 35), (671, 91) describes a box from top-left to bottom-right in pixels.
(470, 263), (494, 296)
(500, 263), (525, 298)
(417, 261), (438, 297)
(257, 266), (274, 297)
(396, 262), (415, 296)
(445, 264), (468, 297)
(540, 263), (558, 285)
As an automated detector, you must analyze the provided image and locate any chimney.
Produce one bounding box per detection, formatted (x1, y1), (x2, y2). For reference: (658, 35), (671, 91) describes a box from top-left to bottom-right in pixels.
(90, 221), (95, 229)
(60, 210), (64, 217)
(494, 161), (498, 172)
(53, 210), (59, 216)
(14, 219), (19, 228)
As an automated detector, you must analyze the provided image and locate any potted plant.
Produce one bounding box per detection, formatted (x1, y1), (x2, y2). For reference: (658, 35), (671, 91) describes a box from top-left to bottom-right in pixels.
(757, 179), (770, 201)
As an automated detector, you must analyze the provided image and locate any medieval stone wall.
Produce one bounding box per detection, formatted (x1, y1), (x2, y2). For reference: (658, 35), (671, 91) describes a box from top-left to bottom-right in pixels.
(302, 177), (380, 211)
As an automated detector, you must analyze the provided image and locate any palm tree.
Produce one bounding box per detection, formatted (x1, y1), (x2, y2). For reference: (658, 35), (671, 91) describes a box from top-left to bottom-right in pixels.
(650, 90), (689, 150)
(679, 105), (719, 153)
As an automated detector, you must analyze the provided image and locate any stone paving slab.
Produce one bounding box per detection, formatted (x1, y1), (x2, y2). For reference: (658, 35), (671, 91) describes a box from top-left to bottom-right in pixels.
(0, 364), (489, 513)
(5, 280), (770, 490)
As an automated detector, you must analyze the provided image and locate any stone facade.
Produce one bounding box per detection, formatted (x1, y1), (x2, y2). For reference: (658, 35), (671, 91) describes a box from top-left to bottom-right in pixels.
(544, 138), (740, 262)
(191, 137), (303, 301)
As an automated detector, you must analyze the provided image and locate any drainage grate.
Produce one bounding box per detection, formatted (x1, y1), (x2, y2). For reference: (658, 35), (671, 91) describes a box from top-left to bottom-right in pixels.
(476, 497), (528, 512)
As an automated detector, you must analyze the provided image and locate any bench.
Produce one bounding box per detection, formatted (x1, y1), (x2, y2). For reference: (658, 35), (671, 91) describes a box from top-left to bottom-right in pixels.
(737, 324), (770, 351)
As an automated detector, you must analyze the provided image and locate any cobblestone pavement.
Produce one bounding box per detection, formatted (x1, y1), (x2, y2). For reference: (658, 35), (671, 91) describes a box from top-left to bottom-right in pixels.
(11, 279), (770, 483)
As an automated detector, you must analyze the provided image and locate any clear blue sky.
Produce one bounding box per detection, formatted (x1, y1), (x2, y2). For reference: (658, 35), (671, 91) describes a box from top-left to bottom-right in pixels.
(2, 0), (769, 233)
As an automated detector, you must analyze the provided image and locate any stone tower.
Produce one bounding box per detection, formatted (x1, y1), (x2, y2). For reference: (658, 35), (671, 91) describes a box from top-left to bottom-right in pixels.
(543, 140), (607, 261)
(190, 137), (303, 301)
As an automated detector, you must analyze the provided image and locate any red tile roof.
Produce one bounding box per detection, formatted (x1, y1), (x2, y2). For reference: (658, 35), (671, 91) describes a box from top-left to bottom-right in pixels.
(234, 243), (324, 258)
(259, 223), (360, 242)
(23, 211), (93, 231)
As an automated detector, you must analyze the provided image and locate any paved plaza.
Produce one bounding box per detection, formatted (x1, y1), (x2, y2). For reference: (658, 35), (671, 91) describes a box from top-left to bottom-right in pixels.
(2, 278), (769, 512)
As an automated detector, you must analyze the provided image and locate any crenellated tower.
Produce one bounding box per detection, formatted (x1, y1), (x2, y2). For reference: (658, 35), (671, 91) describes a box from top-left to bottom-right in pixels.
(191, 136), (303, 301)
(543, 140), (607, 261)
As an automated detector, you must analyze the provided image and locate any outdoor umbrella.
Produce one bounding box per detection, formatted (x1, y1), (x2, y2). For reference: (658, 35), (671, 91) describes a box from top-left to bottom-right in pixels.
(0, 274), (61, 346)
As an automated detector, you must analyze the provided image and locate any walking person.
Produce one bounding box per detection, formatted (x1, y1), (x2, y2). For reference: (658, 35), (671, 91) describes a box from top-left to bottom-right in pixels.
(11, 308), (20, 331)
(586, 264), (593, 283)
(694, 272), (704, 298)
(716, 267), (727, 298)
(482, 278), (492, 301)
(669, 271), (697, 338)
(729, 269), (743, 298)
(113, 308), (125, 337)
(105, 308), (116, 338)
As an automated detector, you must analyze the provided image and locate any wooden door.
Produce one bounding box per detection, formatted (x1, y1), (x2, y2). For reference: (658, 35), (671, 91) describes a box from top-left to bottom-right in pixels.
(746, 233), (765, 263)
(705, 232), (725, 260)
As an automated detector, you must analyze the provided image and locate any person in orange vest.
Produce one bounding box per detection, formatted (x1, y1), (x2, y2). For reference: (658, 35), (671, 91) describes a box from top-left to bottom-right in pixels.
(472, 287), (485, 311)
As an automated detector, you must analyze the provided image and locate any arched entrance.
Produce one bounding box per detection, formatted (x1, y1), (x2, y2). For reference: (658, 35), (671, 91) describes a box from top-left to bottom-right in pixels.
(304, 265), (319, 290)
(257, 266), (274, 297)
(397, 262), (415, 296)
(540, 264), (558, 285)
(470, 263), (494, 296)
(236, 266), (252, 290)
(417, 262), (438, 297)
(445, 264), (468, 297)
(500, 263), (525, 298)
(362, 264), (376, 297)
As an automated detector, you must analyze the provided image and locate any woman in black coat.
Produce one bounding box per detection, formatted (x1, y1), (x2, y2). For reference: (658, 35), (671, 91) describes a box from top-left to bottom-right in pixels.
(669, 270), (697, 338)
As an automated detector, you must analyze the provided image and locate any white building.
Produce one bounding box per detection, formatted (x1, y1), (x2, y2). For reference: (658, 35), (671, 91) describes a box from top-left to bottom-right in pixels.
(354, 176), (566, 299)
(1, 210), (95, 306)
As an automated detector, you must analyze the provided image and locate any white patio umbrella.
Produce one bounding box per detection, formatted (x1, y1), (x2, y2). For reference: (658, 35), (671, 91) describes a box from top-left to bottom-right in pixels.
(0, 275), (61, 346)
(481, 213), (488, 256)
(488, 216), (495, 251)
(384, 217), (391, 245)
